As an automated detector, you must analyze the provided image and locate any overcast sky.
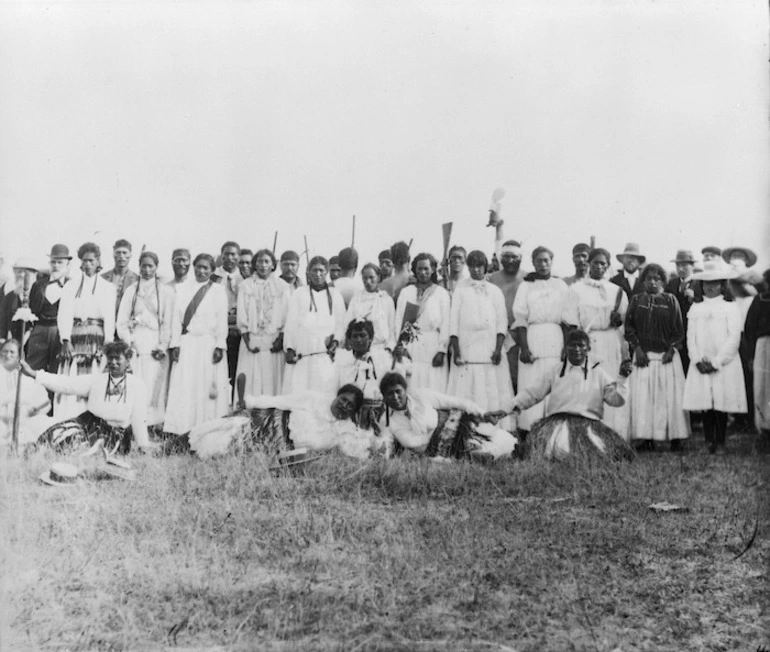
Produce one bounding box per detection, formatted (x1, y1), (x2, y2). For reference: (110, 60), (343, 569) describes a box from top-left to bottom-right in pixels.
(0, 0), (767, 278)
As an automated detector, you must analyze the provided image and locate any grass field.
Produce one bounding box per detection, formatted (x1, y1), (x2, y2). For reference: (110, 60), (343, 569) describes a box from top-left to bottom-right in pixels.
(1, 434), (768, 652)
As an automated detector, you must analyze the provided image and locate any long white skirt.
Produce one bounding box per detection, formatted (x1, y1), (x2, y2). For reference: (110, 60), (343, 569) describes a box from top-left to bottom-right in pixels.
(683, 353), (747, 413)
(235, 333), (284, 400)
(588, 328), (630, 441)
(165, 333), (231, 434)
(628, 350), (689, 441)
(753, 336), (770, 431)
(405, 329), (448, 393)
(516, 322), (564, 431)
(130, 326), (169, 426)
(447, 330), (514, 413)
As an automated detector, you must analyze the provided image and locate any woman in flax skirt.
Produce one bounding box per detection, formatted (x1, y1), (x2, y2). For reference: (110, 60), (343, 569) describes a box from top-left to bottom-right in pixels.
(682, 261), (747, 454)
(164, 253), (230, 436)
(394, 252), (450, 393)
(55, 242), (116, 419)
(116, 251), (175, 430)
(624, 263), (690, 451)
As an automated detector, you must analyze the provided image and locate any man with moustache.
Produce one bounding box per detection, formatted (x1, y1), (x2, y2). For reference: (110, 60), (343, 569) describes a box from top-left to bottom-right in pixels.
(101, 239), (139, 312)
(167, 248), (191, 290)
(564, 243), (591, 286)
(212, 241), (243, 393)
(279, 250), (303, 292)
(378, 250), (395, 280)
(489, 240), (527, 392)
(610, 242), (646, 300)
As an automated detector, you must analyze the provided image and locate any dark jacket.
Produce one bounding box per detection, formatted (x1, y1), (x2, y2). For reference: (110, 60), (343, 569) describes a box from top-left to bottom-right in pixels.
(610, 271), (645, 300)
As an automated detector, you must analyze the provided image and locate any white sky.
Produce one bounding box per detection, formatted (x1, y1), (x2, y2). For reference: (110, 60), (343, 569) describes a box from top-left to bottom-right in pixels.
(0, 0), (768, 279)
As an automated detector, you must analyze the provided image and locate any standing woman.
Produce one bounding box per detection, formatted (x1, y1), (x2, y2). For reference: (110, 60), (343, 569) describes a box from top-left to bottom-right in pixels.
(512, 246), (569, 432)
(56, 242), (116, 418)
(117, 251), (175, 429)
(236, 249), (289, 398)
(343, 263), (395, 352)
(447, 250), (514, 420)
(282, 256), (346, 394)
(395, 253), (450, 392)
(563, 248), (630, 439)
(683, 262), (746, 453)
(625, 263), (689, 450)
(164, 253), (230, 435)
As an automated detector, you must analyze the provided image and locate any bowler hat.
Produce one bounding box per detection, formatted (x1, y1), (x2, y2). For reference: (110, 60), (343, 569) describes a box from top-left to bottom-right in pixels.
(722, 246), (757, 268)
(670, 250), (695, 264)
(616, 243), (646, 264)
(48, 244), (72, 260)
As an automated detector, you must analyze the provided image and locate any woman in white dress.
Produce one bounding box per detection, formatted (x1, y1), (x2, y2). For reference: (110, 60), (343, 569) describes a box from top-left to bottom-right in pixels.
(682, 261), (746, 453)
(282, 256), (346, 394)
(343, 263), (395, 352)
(56, 242), (116, 418)
(395, 253), (450, 393)
(512, 246), (569, 431)
(235, 249), (289, 399)
(447, 250), (514, 422)
(563, 248), (630, 440)
(117, 251), (175, 428)
(164, 253), (230, 435)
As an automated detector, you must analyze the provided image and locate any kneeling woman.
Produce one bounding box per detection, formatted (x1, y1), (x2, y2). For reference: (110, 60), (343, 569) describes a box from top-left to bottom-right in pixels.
(21, 341), (154, 453)
(489, 329), (634, 461)
(377, 371), (516, 460)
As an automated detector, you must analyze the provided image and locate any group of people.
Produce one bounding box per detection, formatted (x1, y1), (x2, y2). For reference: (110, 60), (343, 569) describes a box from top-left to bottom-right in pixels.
(0, 229), (767, 463)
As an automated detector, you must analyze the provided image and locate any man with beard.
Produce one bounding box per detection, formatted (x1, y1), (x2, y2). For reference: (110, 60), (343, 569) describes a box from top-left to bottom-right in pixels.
(279, 250), (303, 292)
(378, 250), (394, 280)
(167, 248), (191, 290)
(610, 242), (646, 300)
(489, 240), (527, 392)
(564, 243), (591, 286)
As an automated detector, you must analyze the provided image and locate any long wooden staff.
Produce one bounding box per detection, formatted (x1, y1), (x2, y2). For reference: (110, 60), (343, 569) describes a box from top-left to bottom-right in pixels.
(12, 272), (33, 454)
(272, 231), (278, 255)
(351, 215), (356, 248)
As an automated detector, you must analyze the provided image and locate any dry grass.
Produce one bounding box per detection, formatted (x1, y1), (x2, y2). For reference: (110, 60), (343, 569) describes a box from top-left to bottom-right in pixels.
(1, 434), (768, 652)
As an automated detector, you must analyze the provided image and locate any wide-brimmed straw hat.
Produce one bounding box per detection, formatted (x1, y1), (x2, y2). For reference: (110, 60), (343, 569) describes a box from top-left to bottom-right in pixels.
(691, 260), (738, 282)
(12, 258), (40, 272)
(39, 462), (80, 487)
(670, 250), (696, 264)
(616, 243), (646, 264)
(722, 246), (757, 268)
(269, 447), (324, 471)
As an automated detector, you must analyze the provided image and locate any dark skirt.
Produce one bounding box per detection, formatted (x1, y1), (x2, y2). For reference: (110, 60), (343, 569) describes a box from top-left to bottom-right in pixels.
(38, 411), (133, 454)
(529, 413), (634, 462)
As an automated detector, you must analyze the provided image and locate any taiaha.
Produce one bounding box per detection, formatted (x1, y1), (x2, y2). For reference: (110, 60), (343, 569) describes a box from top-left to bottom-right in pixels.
(351, 215), (356, 248)
(272, 231), (278, 255)
(303, 235), (310, 266)
(441, 222), (453, 279)
(11, 271), (34, 454)
(589, 235), (596, 249)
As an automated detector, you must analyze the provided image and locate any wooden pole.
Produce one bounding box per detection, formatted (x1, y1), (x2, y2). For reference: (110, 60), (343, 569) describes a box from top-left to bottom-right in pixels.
(589, 235), (596, 249)
(351, 215), (356, 248)
(272, 231), (278, 255)
(11, 271), (33, 455)
(303, 235), (310, 266)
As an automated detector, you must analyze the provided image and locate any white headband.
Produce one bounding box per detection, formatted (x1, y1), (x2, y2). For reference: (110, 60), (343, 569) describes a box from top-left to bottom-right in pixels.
(501, 244), (522, 255)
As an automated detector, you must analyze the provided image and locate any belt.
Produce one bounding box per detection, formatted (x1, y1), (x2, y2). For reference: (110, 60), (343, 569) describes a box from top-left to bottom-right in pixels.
(73, 318), (105, 326)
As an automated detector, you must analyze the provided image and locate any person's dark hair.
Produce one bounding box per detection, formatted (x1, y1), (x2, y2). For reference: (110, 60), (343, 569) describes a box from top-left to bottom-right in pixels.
(337, 384), (364, 413)
(502, 240), (521, 248)
(220, 241), (240, 254)
(280, 250), (299, 263)
(361, 262), (381, 279)
(448, 245), (467, 259)
(380, 371), (408, 396)
(572, 243), (591, 255)
(240, 248), (253, 258)
(566, 329), (591, 347)
(113, 239), (132, 251)
(78, 242), (101, 260)
(390, 241), (410, 267)
(103, 340), (133, 359)
(762, 268), (770, 293)
(466, 250), (488, 272)
(411, 252), (438, 282)
(378, 249), (393, 263)
(588, 248), (612, 263)
(0, 338), (22, 354)
(329, 255), (339, 266)
(338, 247), (358, 271)
(193, 253), (216, 270)
(345, 318), (375, 341)
(309, 255), (329, 270)
(639, 263), (666, 284)
(531, 246), (554, 261)
(251, 249), (277, 272)
(139, 251), (159, 267)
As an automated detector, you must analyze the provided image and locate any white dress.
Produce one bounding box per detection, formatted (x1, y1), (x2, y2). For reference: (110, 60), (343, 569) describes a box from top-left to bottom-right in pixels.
(446, 280), (514, 414)
(342, 290), (396, 351)
(683, 296), (747, 413)
(164, 281), (230, 434)
(395, 284), (450, 392)
(563, 278), (630, 439)
(116, 279), (175, 426)
(282, 285), (346, 394)
(512, 277), (569, 429)
(0, 367), (53, 447)
(235, 274), (289, 399)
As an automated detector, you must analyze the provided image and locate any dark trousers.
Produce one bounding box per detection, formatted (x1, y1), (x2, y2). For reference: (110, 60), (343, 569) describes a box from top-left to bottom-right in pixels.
(25, 323), (61, 373)
(739, 333), (754, 422)
(506, 345), (520, 394)
(226, 331), (240, 398)
(703, 409), (728, 447)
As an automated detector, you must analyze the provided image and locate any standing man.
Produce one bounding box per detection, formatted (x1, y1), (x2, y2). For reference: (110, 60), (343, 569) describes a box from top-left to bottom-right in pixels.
(564, 243), (591, 286)
(279, 250), (303, 292)
(101, 239), (139, 313)
(610, 242), (646, 300)
(329, 256), (342, 282)
(378, 250), (395, 280)
(443, 245), (470, 294)
(665, 250), (697, 374)
(0, 259), (39, 342)
(238, 249), (253, 279)
(333, 247), (363, 308)
(167, 248), (191, 290)
(380, 241), (411, 304)
(701, 246), (722, 262)
(26, 245), (71, 381)
(213, 241), (242, 393)
(488, 240), (527, 392)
